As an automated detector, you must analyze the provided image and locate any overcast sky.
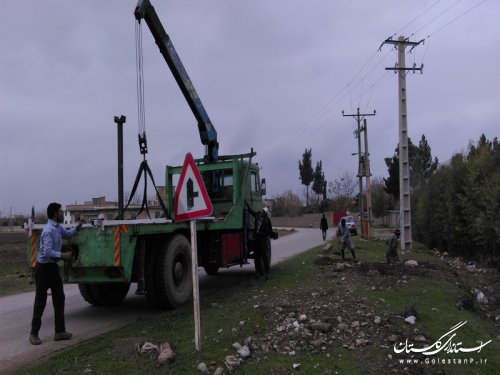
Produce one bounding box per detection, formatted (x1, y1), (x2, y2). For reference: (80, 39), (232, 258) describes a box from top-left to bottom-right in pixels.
(1, 0), (498, 216)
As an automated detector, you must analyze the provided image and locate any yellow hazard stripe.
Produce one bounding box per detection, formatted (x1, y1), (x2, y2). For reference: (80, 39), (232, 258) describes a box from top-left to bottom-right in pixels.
(30, 232), (37, 267)
(113, 225), (128, 267)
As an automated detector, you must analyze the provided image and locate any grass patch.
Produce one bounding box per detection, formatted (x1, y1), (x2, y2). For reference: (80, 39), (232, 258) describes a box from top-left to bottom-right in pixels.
(18, 240), (499, 375)
(0, 232), (34, 296)
(353, 248), (499, 375)
(0, 265), (34, 297)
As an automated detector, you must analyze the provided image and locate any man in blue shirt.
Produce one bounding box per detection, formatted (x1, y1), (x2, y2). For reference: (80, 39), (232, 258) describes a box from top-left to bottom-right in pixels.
(29, 202), (84, 345)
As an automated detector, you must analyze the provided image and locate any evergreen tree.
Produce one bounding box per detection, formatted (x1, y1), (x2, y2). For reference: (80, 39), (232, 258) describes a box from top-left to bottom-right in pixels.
(411, 135), (439, 192)
(384, 135), (438, 201)
(383, 150), (401, 201)
(413, 134), (499, 261)
(299, 148), (314, 206)
(371, 178), (393, 218)
(312, 161), (325, 204)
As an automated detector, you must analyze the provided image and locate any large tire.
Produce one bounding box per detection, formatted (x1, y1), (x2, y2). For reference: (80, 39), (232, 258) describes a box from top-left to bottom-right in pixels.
(156, 234), (192, 309)
(78, 283), (98, 305)
(80, 283), (130, 306)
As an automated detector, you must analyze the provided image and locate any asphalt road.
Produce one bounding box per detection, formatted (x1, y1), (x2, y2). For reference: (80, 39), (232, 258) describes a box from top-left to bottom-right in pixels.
(0, 227), (329, 374)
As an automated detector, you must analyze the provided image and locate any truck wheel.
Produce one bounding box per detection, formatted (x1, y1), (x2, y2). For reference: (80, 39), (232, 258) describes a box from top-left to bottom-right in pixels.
(157, 234), (192, 308)
(78, 283), (98, 305)
(203, 265), (219, 275)
(86, 283), (130, 306)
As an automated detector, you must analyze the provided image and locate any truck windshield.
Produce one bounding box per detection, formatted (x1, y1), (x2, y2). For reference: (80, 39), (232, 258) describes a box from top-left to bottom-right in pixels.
(250, 171), (259, 193)
(221, 170), (233, 187)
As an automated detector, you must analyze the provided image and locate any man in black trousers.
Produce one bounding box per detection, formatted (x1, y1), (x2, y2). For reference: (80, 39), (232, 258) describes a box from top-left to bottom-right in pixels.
(29, 202), (84, 345)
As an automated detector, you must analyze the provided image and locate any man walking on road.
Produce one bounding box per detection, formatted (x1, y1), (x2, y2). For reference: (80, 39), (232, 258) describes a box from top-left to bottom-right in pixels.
(29, 202), (84, 345)
(320, 213), (328, 241)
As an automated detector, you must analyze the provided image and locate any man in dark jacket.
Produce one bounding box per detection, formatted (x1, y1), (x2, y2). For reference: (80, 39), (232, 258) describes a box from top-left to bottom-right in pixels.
(320, 214), (328, 241)
(247, 204), (272, 280)
(386, 228), (401, 264)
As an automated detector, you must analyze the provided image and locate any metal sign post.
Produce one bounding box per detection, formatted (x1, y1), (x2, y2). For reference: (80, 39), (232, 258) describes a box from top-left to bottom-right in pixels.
(173, 153), (213, 352)
(190, 218), (201, 351)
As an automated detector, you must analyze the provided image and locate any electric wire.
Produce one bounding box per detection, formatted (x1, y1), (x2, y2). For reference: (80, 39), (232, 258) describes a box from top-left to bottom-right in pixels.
(409, 0), (463, 39)
(392, 0), (443, 38)
(259, 60), (391, 165)
(259, 47), (393, 164)
(425, 0), (486, 39)
(260, 0), (487, 171)
(260, 69), (391, 166)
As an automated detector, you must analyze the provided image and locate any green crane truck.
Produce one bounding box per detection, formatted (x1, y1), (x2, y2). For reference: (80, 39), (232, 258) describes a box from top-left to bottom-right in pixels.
(25, 0), (271, 309)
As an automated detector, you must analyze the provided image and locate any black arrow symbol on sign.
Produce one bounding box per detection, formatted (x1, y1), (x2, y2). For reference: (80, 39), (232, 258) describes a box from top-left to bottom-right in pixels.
(187, 178), (199, 210)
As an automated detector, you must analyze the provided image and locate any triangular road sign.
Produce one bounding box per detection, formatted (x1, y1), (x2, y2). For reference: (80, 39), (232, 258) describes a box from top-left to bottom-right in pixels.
(174, 153), (213, 221)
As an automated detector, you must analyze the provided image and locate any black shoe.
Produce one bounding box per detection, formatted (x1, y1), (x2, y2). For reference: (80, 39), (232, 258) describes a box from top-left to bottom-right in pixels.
(54, 331), (73, 341)
(29, 334), (41, 345)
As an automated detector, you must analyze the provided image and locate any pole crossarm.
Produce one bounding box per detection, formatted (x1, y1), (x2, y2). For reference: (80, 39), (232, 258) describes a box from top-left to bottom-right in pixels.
(385, 65), (424, 73)
(379, 37), (424, 50)
(342, 108), (376, 121)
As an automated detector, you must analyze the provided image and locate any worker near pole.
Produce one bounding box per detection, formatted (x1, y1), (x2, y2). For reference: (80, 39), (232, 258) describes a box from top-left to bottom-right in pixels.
(336, 218), (356, 260)
(386, 228), (401, 264)
(29, 203), (84, 345)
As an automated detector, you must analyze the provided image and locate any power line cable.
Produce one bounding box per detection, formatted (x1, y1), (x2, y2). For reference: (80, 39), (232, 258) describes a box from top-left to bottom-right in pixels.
(259, 49), (393, 165)
(392, 0), (443, 37)
(425, 0), (486, 39)
(409, 0), (485, 67)
(261, 70), (390, 167)
(260, 0), (485, 170)
(259, 48), (394, 162)
(409, 0), (463, 38)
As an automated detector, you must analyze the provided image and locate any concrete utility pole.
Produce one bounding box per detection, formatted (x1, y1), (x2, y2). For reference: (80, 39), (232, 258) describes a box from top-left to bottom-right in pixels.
(381, 36), (424, 251)
(342, 108), (376, 219)
(114, 115), (127, 220)
(362, 118), (373, 238)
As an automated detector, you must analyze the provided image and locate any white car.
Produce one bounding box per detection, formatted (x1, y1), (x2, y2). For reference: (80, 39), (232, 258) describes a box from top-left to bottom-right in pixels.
(340, 215), (357, 235)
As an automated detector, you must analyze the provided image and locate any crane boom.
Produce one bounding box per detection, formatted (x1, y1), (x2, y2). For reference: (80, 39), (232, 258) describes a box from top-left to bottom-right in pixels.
(134, 0), (218, 162)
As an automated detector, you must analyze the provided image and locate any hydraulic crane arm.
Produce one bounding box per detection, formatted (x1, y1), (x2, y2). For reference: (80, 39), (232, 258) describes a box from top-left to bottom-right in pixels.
(135, 0), (218, 162)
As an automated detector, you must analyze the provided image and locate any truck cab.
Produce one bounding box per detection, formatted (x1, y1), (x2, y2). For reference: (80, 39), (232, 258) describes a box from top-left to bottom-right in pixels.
(166, 152), (267, 274)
